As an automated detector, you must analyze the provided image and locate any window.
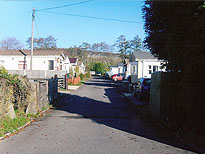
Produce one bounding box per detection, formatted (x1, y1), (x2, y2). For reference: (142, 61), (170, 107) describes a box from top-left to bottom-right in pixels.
(153, 65), (158, 73)
(148, 65), (152, 74)
(18, 61), (27, 70)
(48, 60), (54, 70)
(133, 66), (136, 73)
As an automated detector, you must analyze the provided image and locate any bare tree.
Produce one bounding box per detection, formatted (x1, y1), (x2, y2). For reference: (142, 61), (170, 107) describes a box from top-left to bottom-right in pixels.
(0, 37), (24, 50)
(79, 42), (91, 50)
(26, 35), (57, 49)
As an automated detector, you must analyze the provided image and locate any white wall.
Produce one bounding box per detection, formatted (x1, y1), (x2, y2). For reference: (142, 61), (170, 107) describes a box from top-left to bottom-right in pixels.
(0, 55), (69, 71)
(32, 56), (56, 70)
(118, 66), (124, 74)
(110, 67), (118, 75)
(125, 62), (138, 79)
(126, 59), (164, 79)
(0, 56), (22, 70)
(141, 60), (163, 78)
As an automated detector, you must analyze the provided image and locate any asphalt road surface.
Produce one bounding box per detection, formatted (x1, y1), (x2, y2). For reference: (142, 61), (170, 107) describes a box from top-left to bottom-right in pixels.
(0, 77), (196, 154)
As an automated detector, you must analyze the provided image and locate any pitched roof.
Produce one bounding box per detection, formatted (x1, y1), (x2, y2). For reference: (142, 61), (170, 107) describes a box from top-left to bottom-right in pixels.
(69, 58), (77, 63)
(0, 50), (64, 56)
(133, 51), (155, 59)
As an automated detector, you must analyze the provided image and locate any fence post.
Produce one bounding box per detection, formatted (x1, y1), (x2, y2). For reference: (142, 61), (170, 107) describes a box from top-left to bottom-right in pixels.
(65, 73), (68, 90)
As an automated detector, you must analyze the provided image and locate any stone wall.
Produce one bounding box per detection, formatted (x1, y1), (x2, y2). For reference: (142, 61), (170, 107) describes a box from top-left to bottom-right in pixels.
(0, 79), (16, 119)
(0, 76), (58, 118)
(27, 78), (58, 113)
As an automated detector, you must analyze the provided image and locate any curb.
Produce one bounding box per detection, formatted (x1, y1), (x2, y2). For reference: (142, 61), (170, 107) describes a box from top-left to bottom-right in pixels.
(0, 108), (51, 142)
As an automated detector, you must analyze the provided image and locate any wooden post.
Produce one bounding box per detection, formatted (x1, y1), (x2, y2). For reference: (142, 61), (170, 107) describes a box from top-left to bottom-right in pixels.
(65, 73), (68, 90)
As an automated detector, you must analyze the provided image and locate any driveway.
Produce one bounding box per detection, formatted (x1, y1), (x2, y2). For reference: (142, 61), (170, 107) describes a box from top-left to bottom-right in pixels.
(0, 77), (196, 154)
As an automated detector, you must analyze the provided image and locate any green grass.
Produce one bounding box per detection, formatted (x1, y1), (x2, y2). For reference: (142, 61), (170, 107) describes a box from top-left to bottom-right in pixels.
(0, 115), (29, 137)
(0, 110), (41, 137)
(58, 87), (67, 91)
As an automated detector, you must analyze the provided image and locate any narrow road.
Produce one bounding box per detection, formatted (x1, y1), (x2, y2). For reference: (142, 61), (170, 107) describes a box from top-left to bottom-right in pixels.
(0, 77), (196, 154)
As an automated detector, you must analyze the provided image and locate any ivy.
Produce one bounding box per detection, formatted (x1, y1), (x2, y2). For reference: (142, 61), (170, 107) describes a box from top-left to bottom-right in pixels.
(0, 67), (31, 110)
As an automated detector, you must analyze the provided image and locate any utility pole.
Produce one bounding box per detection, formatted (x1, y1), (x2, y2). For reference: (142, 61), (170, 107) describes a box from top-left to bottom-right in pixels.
(30, 8), (35, 70)
(19, 50), (27, 75)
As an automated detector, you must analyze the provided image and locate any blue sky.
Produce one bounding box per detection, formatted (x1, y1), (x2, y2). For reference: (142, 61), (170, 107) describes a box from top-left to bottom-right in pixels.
(0, 0), (145, 48)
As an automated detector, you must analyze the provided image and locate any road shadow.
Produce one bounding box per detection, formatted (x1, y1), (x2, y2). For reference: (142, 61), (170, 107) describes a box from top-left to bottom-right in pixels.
(56, 79), (197, 153)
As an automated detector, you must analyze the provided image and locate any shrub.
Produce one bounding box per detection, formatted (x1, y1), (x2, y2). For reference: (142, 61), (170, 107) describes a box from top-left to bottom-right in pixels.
(79, 73), (84, 80)
(86, 72), (91, 78)
(92, 63), (105, 75)
(83, 74), (86, 79)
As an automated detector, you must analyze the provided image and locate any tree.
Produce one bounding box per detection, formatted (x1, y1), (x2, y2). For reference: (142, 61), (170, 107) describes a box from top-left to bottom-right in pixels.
(79, 42), (91, 50)
(91, 43), (101, 52)
(115, 35), (142, 61)
(143, 1), (204, 71)
(90, 42), (111, 52)
(115, 35), (130, 61)
(44, 35), (57, 49)
(98, 42), (110, 52)
(143, 1), (205, 133)
(26, 35), (57, 49)
(92, 62), (105, 74)
(130, 35), (142, 52)
(0, 37), (23, 50)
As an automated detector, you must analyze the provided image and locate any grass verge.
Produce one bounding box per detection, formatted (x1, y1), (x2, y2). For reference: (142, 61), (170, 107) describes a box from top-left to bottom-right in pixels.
(0, 110), (41, 137)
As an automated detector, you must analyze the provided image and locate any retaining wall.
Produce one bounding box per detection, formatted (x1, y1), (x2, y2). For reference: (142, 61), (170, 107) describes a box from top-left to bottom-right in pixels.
(0, 77), (58, 118)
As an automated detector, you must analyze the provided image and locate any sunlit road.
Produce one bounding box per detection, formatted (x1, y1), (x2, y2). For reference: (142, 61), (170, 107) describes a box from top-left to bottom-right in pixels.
(0, 77), (196, 154)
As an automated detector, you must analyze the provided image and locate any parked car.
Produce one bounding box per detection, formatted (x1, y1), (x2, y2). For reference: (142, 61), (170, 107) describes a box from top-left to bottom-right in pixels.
(96, 72), (102, 76)
(105, 72), (110, 79)
(135, 78), (151, 101)
(112, 73), (124, 81)
(126, 75), (131, 83)
(111, 74), (117, 80)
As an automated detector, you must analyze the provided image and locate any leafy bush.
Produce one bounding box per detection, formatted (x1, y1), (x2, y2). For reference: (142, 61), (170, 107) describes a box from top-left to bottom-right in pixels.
(0, 66), (9, 78)
(83, 74), (86, 79)
(86, 72), (91, 78)
(92, 63), (105, 75)
(79, 73), (84, 80)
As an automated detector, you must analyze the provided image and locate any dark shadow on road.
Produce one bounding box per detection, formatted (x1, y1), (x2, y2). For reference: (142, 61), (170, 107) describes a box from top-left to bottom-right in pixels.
(84, 82), (115, 87)
(56, 78), (197, 153)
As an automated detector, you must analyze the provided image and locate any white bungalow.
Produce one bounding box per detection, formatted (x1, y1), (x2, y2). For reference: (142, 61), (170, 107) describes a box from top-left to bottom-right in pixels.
(0, 50), (70, 71)
(127, 51), (165, 78)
